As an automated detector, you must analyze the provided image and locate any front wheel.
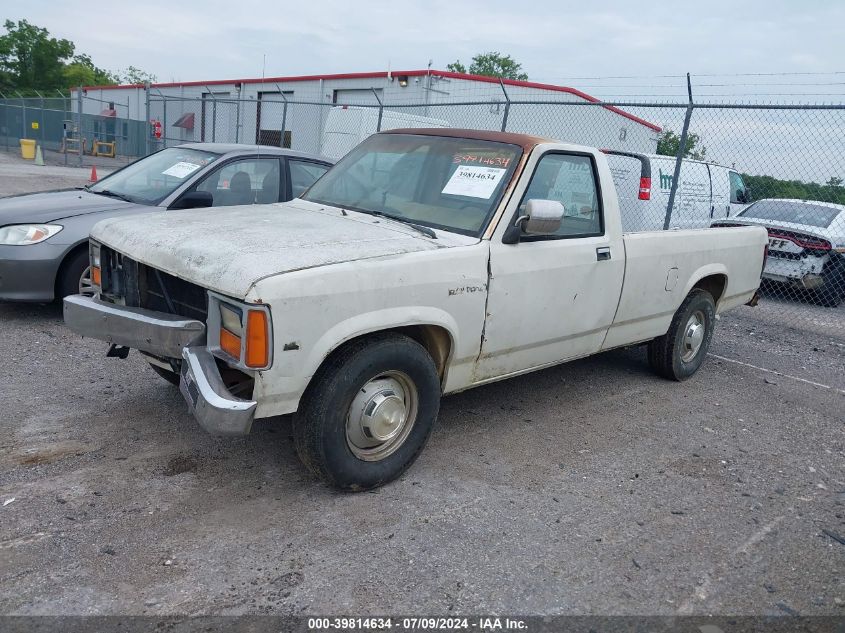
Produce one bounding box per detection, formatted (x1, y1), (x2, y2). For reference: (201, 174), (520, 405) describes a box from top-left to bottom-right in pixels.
(293, 333), (441, 491)
(647, 288), (716, 381)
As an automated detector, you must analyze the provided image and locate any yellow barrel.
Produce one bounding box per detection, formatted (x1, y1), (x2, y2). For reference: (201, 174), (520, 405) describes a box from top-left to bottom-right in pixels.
(20, 138), (36, 159)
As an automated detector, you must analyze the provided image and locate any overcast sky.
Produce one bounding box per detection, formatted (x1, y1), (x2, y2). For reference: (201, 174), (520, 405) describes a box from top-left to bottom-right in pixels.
(10, 0), (845, 100)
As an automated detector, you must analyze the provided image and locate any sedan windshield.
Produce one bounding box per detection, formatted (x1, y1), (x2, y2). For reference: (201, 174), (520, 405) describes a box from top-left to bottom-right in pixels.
(740, 199), (841, 229)
(303, 134), (521, 236)
(88, 147), (220, 205)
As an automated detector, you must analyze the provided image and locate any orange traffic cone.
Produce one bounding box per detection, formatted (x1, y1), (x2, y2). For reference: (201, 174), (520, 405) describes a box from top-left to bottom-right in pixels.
(88, 165), (98, 183)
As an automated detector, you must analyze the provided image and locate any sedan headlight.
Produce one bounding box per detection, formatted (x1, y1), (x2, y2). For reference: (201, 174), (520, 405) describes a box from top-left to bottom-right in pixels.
(0, 224), (63, 245)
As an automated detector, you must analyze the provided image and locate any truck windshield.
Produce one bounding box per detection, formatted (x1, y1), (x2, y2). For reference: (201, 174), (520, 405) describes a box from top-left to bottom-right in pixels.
(88, 147), (221, 205)
(303, 134), (521, 236)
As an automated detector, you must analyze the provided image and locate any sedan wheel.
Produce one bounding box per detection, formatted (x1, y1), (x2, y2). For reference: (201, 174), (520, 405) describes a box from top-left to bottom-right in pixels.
(78, 265), (95, 296)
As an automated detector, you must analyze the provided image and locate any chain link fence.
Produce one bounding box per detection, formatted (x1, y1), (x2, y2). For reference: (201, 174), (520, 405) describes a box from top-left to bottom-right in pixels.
(2, 87), (843, 334)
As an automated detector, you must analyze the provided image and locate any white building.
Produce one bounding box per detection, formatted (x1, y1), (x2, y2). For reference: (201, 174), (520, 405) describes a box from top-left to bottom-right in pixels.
(72, 69), (661, 156)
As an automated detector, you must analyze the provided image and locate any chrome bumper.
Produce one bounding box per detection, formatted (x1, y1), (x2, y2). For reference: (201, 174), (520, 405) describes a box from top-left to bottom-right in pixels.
(180, 347), (257, 436)
(63, 294), (206, 358)
(63, 294), (256, 437)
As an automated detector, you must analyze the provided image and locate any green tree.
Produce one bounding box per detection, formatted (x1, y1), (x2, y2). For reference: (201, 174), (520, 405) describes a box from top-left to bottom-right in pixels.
(63, 53), (118, 87)
(656, 129), (707, 160)
(119, 65), (157, 84)
(0, 19), (74, 92)
(447, 52), (528, 80)
(0, 20), (155, 92)
(742, 173), (845, 205)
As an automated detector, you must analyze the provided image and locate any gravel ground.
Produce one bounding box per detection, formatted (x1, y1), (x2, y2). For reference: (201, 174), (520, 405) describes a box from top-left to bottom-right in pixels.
(0, 160), (843, 617)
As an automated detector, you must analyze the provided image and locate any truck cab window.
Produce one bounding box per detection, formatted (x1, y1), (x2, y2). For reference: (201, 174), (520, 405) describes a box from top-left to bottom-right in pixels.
(520, 154), (602, 237)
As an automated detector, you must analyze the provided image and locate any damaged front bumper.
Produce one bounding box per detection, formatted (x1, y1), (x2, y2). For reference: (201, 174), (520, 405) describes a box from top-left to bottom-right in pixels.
(63, 294), (256, 436)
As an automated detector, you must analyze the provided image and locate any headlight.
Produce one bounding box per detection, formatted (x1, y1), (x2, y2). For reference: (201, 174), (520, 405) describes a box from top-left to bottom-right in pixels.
(0, 224), (63, 245)
(89, 242), (102, 287)
(208, 293), (272, 370)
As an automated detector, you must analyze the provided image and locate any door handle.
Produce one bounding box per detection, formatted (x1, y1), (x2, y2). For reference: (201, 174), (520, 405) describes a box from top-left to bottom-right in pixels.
(596, 247), (611, 261)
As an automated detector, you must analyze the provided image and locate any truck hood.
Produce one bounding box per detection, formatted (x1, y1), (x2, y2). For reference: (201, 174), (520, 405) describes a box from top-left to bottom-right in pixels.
(91, 199), (478, 299)
(0, 189), (145, 224)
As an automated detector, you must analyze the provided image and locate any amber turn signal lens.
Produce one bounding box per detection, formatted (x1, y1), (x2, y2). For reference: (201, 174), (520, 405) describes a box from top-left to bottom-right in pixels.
(91, 266), (101, 286)
(220, 328), (242, 359)
(245, 310), (269, 368)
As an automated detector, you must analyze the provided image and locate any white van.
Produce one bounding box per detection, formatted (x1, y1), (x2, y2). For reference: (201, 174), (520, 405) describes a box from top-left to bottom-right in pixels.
(320, 106), (450, 160)
(604, 151), (750, 231)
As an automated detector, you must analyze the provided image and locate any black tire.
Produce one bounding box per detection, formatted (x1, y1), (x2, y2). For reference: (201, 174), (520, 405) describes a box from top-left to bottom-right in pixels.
(56, 249), (90, 299)
(814, 265), (845, 307)
(293, 332), (441, 491)
(647, 288), (716, 381)
(148, 362), (181, 386)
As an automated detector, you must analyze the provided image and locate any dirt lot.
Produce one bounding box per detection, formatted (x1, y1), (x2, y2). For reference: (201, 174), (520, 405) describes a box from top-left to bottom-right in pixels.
(1, 159), (843, 616)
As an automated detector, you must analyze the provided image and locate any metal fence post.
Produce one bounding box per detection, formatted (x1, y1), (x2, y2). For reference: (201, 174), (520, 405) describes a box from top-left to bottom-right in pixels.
(499, 80), (511, 132)
(276, 84), (288, 148)
(144, 81), (151, 156)
(372, 88), (384, 131)
(76, 86), (83, 167)
(663, 73), (694, 230)
(0, 91), (8, 152)
(16, 91), (25, 140)
(34, 90), (45, 149)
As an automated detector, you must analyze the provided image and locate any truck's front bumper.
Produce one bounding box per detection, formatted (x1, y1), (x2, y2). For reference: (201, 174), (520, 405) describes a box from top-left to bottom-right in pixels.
(63, 294), (256, 436)
(180, 347), (256, 436)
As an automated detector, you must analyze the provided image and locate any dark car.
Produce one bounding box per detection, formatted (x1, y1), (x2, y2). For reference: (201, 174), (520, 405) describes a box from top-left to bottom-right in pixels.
(0, 143), (333, 301)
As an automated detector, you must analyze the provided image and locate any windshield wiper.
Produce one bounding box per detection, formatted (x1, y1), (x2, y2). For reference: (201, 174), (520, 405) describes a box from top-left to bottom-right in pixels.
(91, 189), (135, 203)
(364, 210), (437, 239)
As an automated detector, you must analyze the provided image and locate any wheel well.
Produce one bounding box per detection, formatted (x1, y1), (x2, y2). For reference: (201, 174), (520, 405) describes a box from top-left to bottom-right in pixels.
(321, 325), (453, 382)
(692, 274), (727, 304)
(54, 242), (89, 296)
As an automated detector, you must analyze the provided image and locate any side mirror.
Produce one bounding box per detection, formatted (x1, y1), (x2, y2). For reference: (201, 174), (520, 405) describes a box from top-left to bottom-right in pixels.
(518, 199), (565, 234)
(171, 190), (213, 210)
(738, 189), (751, 204)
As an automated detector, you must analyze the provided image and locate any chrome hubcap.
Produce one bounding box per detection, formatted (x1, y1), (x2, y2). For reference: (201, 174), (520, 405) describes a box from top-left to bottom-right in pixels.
(346, 370), (418, 461)
(78, 266), (95, 296)
(681, 310), (706, 362)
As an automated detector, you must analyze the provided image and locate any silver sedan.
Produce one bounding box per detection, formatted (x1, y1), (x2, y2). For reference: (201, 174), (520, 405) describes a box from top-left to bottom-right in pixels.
(0, 143), (332, 302)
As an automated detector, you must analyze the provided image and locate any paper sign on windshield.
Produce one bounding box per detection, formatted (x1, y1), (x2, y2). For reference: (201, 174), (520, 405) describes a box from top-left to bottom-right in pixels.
(442, 165), (506, 199)
(162, 162), (202, 179)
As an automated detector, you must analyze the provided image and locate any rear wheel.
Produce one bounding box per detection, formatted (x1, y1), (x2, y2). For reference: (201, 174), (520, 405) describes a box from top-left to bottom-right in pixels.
(814, 265), (845, 307)
(647, 289), (716, 381)
(293, 333), (441, 491)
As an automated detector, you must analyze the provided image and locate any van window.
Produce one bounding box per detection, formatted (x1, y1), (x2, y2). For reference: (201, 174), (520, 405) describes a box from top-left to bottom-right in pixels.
(519, 153), (602, 238)
(729, 172), (746, 204)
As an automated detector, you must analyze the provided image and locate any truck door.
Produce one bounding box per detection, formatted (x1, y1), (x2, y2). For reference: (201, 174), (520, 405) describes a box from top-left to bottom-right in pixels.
(474, 151), (625, 382)
(672, 160), (711, 229)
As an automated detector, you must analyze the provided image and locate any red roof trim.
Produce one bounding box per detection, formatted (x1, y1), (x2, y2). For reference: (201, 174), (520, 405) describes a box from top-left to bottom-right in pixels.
(77, 69), (661, 132)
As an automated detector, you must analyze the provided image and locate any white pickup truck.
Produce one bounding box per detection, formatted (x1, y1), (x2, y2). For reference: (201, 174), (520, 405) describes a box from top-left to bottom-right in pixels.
(64, 129), (768, 490)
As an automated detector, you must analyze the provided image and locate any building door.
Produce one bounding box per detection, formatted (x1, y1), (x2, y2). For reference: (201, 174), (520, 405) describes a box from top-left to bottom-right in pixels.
(332, 88), (383, 105)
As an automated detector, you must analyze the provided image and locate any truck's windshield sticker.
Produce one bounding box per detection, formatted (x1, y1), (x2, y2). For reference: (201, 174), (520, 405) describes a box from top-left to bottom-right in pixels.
(162, 162), (202, 179)
(453, 153), (512, 168)
(442, 165), (506, 199)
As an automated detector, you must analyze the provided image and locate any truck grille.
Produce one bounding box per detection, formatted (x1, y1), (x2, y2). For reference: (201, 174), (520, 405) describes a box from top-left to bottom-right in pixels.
(100, 246), (208, 321)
